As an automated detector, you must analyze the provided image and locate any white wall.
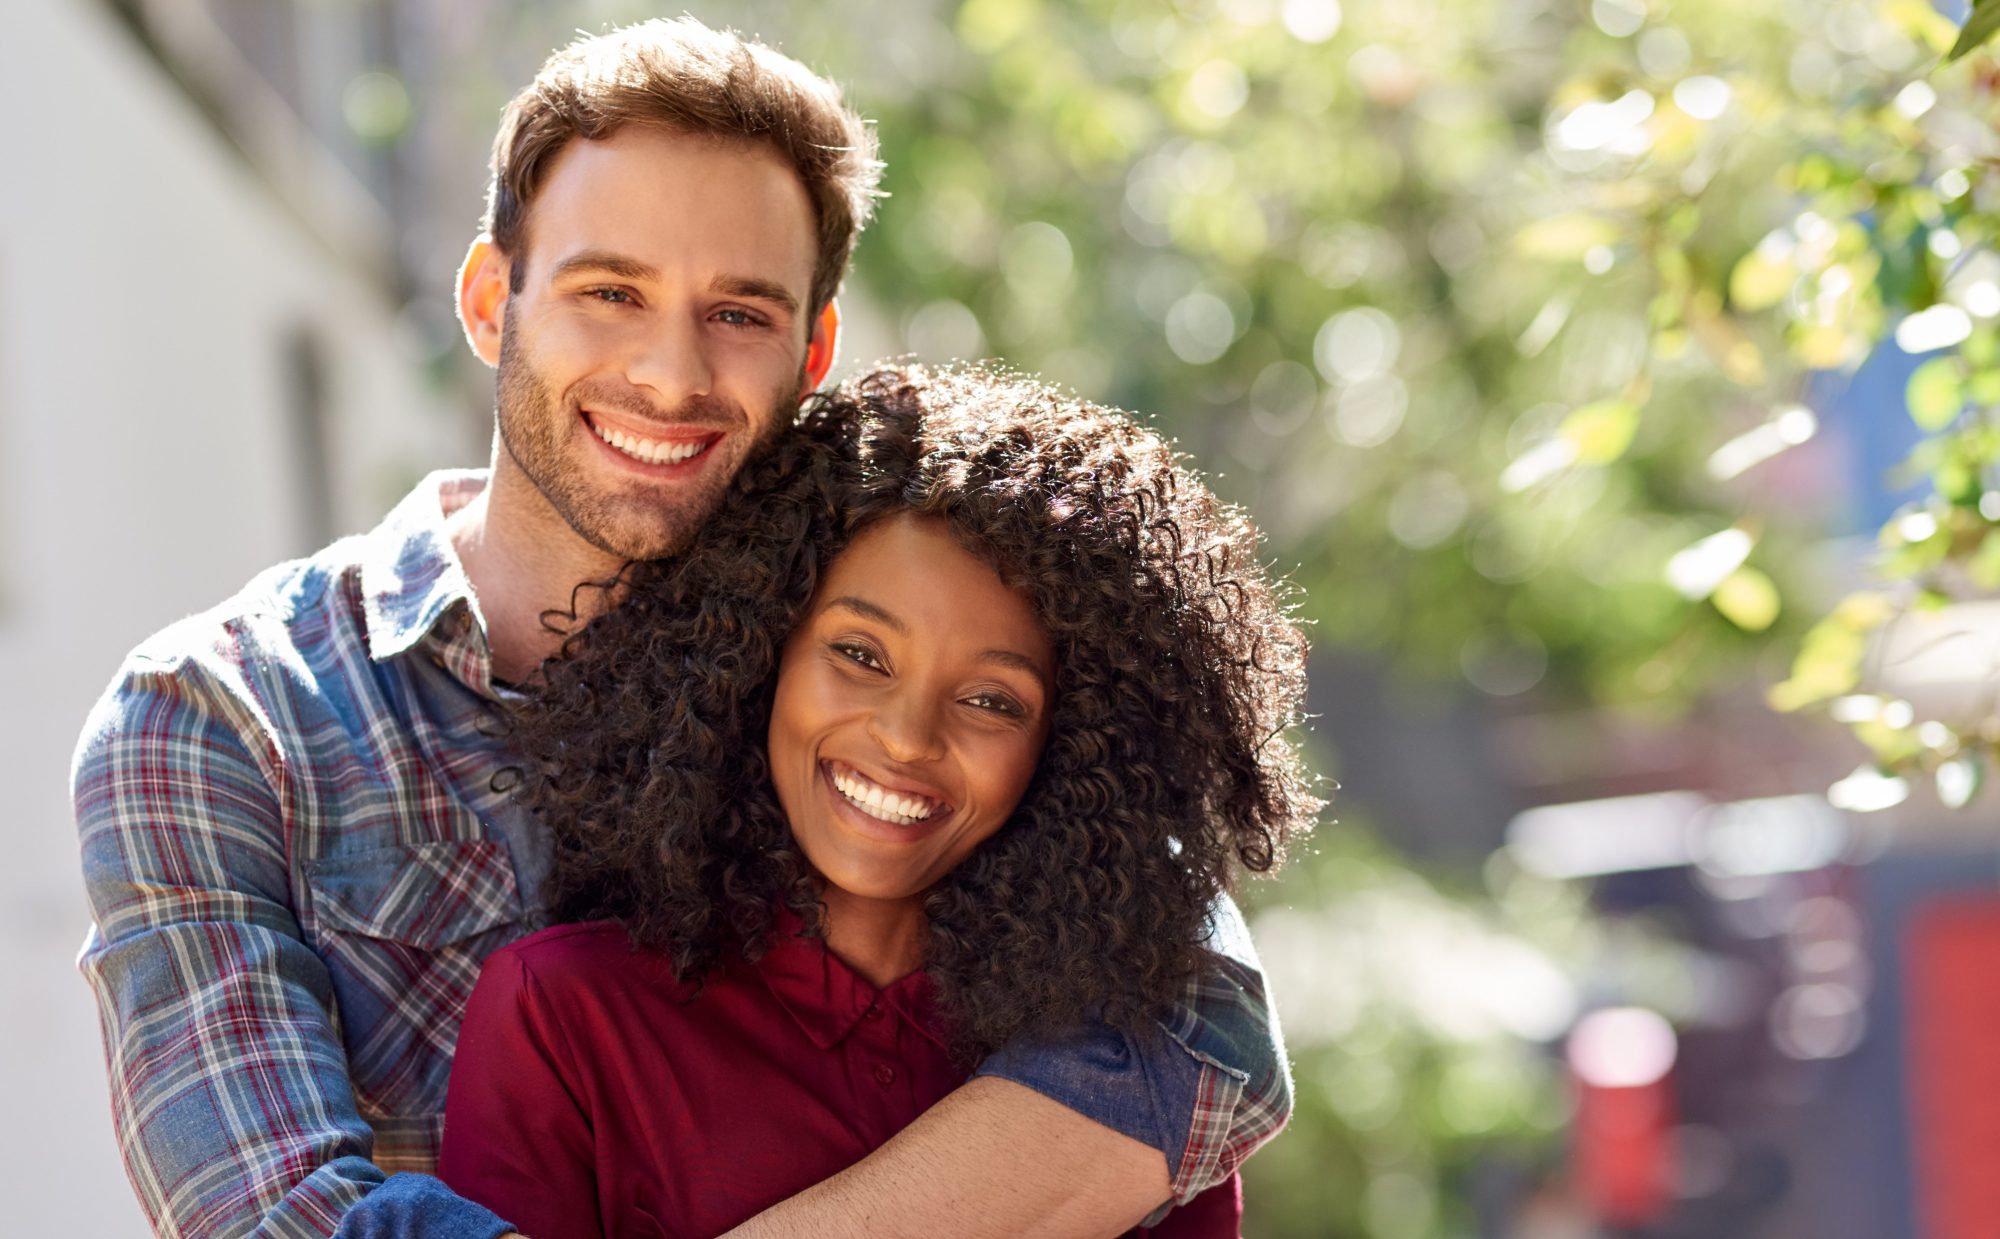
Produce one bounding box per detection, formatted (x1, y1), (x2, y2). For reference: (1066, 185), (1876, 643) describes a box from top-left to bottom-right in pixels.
(0, 2), (473, 1228)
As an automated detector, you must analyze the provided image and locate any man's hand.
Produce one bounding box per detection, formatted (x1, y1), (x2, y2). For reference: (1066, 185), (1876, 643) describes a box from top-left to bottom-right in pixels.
(724, 1076), (1170, 1239)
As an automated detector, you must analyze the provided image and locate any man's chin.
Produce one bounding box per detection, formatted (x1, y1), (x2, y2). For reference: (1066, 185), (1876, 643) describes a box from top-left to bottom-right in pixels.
(568, 504), (707, 563)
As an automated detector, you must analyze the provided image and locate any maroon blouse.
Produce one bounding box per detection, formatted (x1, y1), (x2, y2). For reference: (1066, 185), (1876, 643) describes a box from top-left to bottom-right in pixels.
(437, 919), (1240, 1238)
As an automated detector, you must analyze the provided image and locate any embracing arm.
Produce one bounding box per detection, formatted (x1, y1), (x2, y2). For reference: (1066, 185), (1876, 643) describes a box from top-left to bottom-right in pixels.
(727, 894), (1285, 1239)
(725, 1076), (1167, 1239)
(75, 650), (513, 1239)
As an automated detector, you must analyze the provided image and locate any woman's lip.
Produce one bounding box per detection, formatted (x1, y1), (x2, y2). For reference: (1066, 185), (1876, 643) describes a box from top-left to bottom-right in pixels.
(823, 757), (949, 806)
(819, 761), (955, 841)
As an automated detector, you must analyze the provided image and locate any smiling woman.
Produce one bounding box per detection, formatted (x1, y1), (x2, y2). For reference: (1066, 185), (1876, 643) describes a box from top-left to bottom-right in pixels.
(437, 364), (1320, 1238)
(770, 514), (1057, 986)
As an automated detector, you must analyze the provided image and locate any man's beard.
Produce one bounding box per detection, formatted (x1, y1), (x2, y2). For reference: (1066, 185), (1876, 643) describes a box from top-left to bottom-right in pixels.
(493, 315), (797, 561)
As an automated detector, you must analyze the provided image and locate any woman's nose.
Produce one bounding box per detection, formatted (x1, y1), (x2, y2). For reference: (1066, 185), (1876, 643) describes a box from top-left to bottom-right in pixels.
(866, 693), (946, 764)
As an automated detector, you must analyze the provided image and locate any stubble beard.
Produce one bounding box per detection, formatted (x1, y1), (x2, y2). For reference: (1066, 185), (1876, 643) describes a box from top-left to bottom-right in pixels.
(493, 314), (799, 561)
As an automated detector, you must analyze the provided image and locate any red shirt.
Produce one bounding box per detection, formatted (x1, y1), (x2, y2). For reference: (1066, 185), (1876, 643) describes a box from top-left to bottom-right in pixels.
(438, 919), (1240, 1238)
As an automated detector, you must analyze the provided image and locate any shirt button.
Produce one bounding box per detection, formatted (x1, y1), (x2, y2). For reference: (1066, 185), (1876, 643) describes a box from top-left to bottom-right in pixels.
(873, 1063), (897, 1087)
(864, 1003), (882, 1020)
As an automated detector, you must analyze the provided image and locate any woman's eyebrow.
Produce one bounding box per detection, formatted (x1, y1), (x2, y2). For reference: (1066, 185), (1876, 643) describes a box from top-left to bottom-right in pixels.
(826, 596), (1047, 679)
(977, 649), (1048, 679)
(826, 596), (904, 633)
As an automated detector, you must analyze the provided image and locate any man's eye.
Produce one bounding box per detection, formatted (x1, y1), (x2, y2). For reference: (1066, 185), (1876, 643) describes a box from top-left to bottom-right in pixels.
(715, 308), (766, 327)
(588, 288), (634, 305)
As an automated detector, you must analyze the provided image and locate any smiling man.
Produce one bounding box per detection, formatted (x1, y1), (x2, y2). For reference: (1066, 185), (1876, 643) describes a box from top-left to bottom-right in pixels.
(74, 19), (1289, 1239)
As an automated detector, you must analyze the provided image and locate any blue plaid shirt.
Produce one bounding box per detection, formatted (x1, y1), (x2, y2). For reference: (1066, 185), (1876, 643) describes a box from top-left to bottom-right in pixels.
(75, 471), (1290, 1238)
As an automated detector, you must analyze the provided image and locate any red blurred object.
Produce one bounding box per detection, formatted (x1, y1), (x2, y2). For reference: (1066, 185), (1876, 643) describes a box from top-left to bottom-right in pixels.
(1904, 897), (2000, 1239)
(1572, 1074), (1677, 1226)
(1568, 1008), (1678, 1227)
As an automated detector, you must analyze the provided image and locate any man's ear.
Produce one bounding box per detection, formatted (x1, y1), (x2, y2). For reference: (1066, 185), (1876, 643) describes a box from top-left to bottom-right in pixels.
(802, 300), (840, 396)
(457, 237), (511, 368)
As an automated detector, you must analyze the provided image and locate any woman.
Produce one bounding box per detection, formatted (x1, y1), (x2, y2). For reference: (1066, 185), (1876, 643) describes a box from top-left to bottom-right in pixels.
(437, 366), (1318, 1237)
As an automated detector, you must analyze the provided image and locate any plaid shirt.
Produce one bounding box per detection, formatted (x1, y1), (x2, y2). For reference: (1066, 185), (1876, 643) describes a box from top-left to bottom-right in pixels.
(75, 470), (1290, 1238)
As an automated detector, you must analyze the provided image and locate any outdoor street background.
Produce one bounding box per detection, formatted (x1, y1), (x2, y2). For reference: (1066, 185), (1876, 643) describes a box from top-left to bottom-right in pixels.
(6, 1), (2000, 1236)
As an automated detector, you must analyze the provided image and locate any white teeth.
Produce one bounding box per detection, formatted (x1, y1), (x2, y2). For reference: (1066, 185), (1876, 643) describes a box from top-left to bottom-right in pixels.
(593, 420), (713, 466)
(830, 764), (939, 825)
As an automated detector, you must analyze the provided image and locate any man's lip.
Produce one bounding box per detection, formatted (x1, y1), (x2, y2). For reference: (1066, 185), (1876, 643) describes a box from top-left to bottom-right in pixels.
(581, 407), (728, 444)
(823, 758), (951, 807)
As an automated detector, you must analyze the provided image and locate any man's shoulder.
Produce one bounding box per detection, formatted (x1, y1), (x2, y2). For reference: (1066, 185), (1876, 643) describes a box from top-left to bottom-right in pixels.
(134, 536), (370, 667)
(108, 534), (372, 700)
(77, 534), (377, 761)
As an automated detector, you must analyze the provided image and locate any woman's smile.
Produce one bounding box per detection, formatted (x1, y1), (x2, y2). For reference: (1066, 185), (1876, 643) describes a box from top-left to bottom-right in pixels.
(768, 513), (1055, 916)
(823, 759), (951, 828)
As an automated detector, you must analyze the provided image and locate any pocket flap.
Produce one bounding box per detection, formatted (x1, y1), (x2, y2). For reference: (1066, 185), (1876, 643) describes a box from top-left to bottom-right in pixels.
(306, 840), (522, 949)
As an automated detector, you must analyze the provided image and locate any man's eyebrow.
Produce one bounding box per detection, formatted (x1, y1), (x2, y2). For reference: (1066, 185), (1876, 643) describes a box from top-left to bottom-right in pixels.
(827, 596), (905, 633)
(548, 250), (660, 283)
(713, 275), (800, 316)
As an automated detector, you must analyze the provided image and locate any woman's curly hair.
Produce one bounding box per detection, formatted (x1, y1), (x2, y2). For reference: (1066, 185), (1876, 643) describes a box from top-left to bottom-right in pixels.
(511, 364), (1320, 1056)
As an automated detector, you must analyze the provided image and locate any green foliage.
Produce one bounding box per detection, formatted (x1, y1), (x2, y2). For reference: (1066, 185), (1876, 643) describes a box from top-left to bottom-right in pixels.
(1948, 0), (2000, 61)
(842, 0), (1852, 713)
(825, 0), (2000, 802)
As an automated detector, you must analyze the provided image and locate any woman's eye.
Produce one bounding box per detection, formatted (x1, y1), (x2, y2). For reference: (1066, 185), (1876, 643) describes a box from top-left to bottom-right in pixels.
(965, 692), (1026, 718)
(832, 642), (883, 671)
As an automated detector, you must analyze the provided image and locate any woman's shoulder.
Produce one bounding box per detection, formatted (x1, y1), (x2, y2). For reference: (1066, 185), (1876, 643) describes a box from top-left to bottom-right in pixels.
(470, 920), (724, 1046)
(482, 919), (673, 996)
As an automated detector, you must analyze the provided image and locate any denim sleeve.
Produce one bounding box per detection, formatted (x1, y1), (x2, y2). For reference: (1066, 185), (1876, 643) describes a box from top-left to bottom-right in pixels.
(334, 1176), (514, 1239)
(972, 893), (1290, 1207)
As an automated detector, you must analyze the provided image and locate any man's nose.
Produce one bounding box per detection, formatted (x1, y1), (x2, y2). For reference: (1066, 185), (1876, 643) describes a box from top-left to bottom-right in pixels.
(625, 312), (714, 405)
(866, 693), (946, 765)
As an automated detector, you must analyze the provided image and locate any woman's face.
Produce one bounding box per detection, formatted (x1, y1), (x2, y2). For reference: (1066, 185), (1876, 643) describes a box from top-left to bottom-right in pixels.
(768, 513), (1055, 904)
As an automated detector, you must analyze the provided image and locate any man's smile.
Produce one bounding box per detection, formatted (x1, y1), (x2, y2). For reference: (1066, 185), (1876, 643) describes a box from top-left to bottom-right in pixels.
(581, 408), (725, 470)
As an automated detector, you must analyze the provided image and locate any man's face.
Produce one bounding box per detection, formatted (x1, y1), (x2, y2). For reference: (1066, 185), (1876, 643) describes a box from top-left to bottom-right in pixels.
(490, 127), (820, 560)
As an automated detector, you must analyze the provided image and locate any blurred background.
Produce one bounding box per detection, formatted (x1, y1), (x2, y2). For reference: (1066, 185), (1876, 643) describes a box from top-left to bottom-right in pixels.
(6, 0), (2000, 1234)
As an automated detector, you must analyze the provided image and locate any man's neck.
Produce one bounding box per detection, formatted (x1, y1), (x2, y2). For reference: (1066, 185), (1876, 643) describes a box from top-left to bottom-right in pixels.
(447, 454), (627, 685)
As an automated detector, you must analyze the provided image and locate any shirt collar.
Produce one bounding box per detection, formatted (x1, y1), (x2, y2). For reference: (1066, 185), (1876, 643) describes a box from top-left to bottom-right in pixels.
(755, 908), (949, 1053)
(359, 469), (491, 665)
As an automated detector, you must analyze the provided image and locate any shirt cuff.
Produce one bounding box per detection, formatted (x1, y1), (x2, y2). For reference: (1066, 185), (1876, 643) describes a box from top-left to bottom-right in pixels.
(333, 1173), (517, 1239)
(972, 1015), (1209, 1184)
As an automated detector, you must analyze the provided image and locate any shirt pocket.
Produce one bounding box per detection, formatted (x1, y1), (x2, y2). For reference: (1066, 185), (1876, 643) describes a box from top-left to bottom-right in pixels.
(305, 840), (525, 1133)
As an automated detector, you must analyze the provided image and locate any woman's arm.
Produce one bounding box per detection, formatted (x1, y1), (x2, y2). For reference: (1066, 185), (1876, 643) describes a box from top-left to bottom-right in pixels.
(437, 948), (604, 1239)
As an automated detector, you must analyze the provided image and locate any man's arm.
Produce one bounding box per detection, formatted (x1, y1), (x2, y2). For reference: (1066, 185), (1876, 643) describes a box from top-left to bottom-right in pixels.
(726, 1076), (1169, 1239)
(75, 647), (512, 1239)
(729, 894), (1288, 1238)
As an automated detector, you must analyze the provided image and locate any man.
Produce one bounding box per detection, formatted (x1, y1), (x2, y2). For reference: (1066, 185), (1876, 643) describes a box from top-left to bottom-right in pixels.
(76, 19), (1288, 1238)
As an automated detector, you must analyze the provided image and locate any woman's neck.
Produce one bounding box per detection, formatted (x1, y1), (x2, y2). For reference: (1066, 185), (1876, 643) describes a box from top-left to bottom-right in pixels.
(818, 888), (928, 989)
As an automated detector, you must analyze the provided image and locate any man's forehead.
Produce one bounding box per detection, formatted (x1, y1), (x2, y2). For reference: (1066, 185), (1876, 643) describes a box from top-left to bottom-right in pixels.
(523, 128), (817, 288)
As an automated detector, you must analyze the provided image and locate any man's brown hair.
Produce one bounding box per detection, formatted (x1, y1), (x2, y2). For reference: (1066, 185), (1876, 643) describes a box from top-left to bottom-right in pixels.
(483, 18), (883, 314)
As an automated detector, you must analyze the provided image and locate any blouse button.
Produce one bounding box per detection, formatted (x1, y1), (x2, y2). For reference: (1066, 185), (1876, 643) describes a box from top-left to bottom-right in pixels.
(873, 1063), (897, 1087)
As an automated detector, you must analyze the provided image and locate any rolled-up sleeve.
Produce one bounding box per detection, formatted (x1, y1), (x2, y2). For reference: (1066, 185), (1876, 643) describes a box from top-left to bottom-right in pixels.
(972, 892), (1290, 1207)
(75, 648), (508, 1239)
